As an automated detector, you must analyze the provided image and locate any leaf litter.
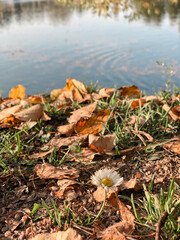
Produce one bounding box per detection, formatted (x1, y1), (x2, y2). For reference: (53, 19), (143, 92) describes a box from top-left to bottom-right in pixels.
(0, 80), (179, 240)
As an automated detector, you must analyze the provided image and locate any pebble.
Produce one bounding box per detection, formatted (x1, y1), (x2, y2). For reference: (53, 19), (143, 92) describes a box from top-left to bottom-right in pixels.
(15, 213), (21, 220)
(4, 231), (11, 237)
(2, 226), (8, 233)
(25, 227), (32, 235)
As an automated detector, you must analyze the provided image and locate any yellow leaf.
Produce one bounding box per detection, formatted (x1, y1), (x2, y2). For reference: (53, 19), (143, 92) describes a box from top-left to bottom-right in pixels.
(9, 85), (25, 99)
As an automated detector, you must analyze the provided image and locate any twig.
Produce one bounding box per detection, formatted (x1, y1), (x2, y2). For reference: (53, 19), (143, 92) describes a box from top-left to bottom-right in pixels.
(124, 232), (156, 239)
(155, 210), (168, 240)
(72, 222), (93, 235)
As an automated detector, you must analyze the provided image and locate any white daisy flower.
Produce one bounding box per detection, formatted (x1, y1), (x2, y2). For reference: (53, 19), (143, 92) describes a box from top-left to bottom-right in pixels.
(91, 168), (123, 192)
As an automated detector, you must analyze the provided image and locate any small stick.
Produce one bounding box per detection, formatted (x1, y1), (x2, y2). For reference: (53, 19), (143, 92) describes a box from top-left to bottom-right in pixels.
(124, 232), (156, 238)
(155, 211), (168, 240)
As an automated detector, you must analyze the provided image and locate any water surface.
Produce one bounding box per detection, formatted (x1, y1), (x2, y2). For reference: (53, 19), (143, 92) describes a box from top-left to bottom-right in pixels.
(0, 0), (180, 97)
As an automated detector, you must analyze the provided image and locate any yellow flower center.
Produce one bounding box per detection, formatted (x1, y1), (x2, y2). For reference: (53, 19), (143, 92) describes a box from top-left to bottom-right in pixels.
(101, 177), (114, 187)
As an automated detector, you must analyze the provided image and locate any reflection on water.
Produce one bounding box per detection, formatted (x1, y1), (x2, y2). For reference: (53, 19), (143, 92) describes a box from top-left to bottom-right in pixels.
(0, 0), (180, 96)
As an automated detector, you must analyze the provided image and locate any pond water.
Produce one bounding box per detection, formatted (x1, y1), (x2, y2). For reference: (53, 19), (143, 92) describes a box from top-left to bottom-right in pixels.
(0, 0), (180, 97)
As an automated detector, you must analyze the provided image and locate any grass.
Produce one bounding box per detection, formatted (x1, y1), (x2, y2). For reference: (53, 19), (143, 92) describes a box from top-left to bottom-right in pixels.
(131, 176), (180, 240)
(0, 80), (179, 239)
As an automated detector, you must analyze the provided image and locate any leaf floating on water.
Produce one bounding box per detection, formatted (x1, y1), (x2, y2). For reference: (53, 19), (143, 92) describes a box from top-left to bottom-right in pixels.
(9, 84), (26, 100)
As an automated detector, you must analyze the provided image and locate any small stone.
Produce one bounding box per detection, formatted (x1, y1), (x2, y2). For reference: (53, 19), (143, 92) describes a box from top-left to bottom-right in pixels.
(25, 227), (32, 235)
(15, 213), (21, 220)
(2, 226), (8, 233)
(4, 231), (12, 237)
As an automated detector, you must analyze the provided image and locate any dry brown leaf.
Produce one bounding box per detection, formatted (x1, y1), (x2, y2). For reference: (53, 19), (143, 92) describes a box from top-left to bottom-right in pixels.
(98, 221), (134, 240)
(72, 87), (83, 102)
(89, 134), (116, 151)
(50, 88), (63, 99)
(66, 77), (87, 96)
(164, 139), (180, 155)
(30, 148), (54, 159)
(144, 95), (163, 104)
(57, 123), (75, 136)
(0, 104), (22, 121)
(27, 95), (47, 104)
(57, 90), (73, 104)
(35, 163), (80, 179)
(98, 88), (116, 98)
(9, 84), (25, 99)
(75, 109), (112, 135)
(31, 228), (82, 240)
(163, 104), (180, 121)
(41, 112), (51, 121)
(93, 186), (117, 202)
(120, 178), (142, 191)
(78, 93), (92, 103)
(14, 104), (44, 121)
(128, 116), (146, 125)
(119, 85), (141, 99)
(68, 102), (97, 124)
(116, 197), (135, 223)
(55, 179), (80, 200)
(0, 98), (20, 110)
(131, 98), (146, 109)
(47, 134), (88, 148)
(69, 148), (100, 162)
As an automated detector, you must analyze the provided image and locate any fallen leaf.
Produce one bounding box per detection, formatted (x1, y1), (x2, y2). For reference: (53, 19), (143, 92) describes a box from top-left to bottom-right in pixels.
(164, 139), (180, 155)
(35, 163), (80, 179)
(0, 104), (22, 121)
(41, 112), (51, 121)
(57, 123), (76, 136)
(93, 186), (117, 202)
(50, 88), (63, 99)
(0, 98), (20, 110)
(31, 228), (82, 240)
(131, 98), (146, 109)
(89, 134), (116, 152)
(55, 179), (80, 200)
(120, 178), (142, 191)
(67, 148), (100, 162)
(9, 84), (25, 99)
(15, 104), (44, 121)
(163, 104), (180, 121)
(27, 95), (47, 104)
(119, 85), (141, 99)
(57, 90), (73, 104)
(47, 134), (88, 148)
(98, 88), (116, 98)
(75, 109), (112, 135)
(68, 101), (97, 124)
(98, 221), (134, 240)
(3, 115), (22, 125)
(128, 116), (146, 125)
(119, 201), (134, 223)
(30, 148), (54, 159)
